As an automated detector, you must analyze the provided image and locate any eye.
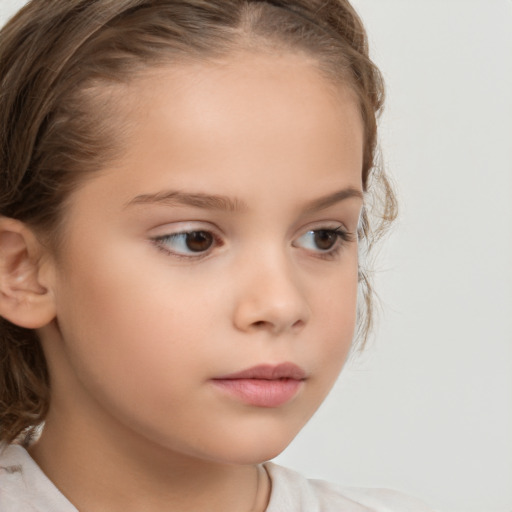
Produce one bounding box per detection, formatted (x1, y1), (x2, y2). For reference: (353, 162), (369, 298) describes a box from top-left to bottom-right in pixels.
(310, 230), (339, 251)
(154, 230), (217, 257)
(294, 227), (352, 255)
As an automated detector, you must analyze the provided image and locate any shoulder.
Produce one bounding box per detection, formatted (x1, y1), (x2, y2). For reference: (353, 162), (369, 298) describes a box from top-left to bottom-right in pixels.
(0, 443), (77, 512)
(264, 462), (436, 512)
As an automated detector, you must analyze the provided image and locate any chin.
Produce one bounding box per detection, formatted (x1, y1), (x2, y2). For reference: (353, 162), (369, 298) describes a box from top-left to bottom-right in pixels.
(205, 443), (290, 466)
(225, 441), (291, 465)
(197, 420), (305, 466)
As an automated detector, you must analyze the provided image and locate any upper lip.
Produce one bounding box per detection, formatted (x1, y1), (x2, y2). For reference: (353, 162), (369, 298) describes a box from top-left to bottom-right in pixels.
(214, 363), (307, 381)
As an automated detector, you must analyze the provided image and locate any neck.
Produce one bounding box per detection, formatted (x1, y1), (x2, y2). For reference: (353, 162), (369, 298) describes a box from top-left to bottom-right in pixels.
(29, 406), (270, 512)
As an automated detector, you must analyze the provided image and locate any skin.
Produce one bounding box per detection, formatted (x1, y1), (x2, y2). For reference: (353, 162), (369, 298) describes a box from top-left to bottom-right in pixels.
(26, 51), (364, 512)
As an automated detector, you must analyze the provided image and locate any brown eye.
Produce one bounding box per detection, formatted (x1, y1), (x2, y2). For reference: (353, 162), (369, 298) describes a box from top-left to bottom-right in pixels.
(294, 228), (347, 255)
(185, 231), (214, 252)
(313, 230), (338, 251)
(155, 230), (217, 257)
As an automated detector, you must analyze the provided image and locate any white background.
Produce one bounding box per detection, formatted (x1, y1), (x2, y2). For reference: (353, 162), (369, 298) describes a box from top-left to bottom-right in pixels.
(1, 1), (511, 511)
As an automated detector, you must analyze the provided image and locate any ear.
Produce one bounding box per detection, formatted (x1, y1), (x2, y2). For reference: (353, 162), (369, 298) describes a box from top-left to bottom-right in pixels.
(0, 216), (56, 329)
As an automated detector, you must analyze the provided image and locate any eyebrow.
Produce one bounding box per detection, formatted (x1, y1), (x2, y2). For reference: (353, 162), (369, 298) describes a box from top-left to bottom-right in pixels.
(126, 187), (363, 213)
(126, 190), (246, 212)
(303, 187), (363, 212)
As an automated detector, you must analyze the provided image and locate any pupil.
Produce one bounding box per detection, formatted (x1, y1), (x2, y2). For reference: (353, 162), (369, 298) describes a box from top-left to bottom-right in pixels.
(314, 230), (336, 250)
(186, 231), (213, 252)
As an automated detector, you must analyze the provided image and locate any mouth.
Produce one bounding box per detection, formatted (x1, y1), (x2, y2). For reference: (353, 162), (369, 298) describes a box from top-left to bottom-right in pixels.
(211, 363), (306, 408)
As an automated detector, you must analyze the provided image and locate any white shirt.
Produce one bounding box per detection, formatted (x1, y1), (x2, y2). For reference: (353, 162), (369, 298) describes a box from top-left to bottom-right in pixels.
(0, 444), (435, 511)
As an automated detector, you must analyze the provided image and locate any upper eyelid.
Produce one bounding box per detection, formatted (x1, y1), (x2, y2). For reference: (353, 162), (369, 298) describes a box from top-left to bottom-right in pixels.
(150, 221), (352, 238)
(295, 222), (350, 238)
(150, 220), (223, 236)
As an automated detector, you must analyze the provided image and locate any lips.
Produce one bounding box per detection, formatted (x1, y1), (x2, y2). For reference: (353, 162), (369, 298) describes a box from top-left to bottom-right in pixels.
(211, 363), (306, 408)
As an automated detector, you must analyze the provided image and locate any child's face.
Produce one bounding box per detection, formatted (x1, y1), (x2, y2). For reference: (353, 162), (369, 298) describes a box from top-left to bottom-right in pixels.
(41, 52), (364, 464)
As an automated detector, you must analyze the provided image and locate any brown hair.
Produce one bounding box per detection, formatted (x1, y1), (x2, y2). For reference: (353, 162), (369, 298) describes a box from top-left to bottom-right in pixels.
(0, 0), (396, 444)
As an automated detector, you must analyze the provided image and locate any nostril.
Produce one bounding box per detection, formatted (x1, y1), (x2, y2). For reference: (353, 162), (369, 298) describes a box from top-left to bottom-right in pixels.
(250, 318), (305, 332)
(292, 319), (305, 330)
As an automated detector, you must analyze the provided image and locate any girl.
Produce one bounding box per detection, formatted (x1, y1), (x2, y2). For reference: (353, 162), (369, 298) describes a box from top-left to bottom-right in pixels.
(0, 1), (434, 510)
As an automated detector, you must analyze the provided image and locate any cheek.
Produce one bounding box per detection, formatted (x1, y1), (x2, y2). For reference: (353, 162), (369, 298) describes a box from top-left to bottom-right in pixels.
(52, 257), (221, 449)
(313, 251), (359, 331)
(52, 242), (205, 393)
(303, 255), (359, 382)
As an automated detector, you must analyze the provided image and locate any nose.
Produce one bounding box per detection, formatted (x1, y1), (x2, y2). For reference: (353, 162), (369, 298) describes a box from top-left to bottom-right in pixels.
(232, 253), (310, 336)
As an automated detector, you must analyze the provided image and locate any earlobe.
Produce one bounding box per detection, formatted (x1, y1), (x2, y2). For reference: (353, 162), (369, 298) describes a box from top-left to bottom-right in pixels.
(0, 216), (56, 329)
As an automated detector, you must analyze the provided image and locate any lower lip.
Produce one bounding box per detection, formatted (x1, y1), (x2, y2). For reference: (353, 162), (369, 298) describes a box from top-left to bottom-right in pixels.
(211, 378), (303, 407)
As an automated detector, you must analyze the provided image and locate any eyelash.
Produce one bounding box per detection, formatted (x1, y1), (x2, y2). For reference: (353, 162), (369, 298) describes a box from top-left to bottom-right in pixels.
(152, 226), (355, 261)
(297, 226), (355, 261)
(152, 230), (224, 261)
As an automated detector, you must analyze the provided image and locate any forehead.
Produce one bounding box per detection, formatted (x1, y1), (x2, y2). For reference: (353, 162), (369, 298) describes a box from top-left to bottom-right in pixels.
(67, 51), (364, 219)
(131, 50), (361, 124)
(120, 52), (362, 170)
